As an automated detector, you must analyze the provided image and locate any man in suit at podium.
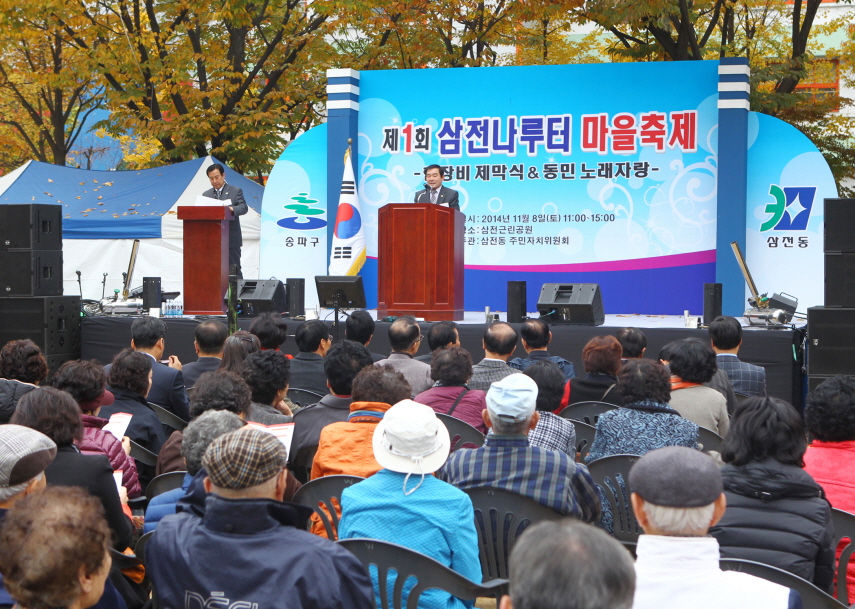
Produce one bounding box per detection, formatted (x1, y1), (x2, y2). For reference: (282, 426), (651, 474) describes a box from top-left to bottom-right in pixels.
(203, 163), (248, 278)
(414, 164), (459, 210)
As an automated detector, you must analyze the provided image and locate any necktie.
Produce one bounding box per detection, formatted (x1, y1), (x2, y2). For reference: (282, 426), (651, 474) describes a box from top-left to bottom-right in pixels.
(430, 189), (438, 204)
(215, 189), (221, 200)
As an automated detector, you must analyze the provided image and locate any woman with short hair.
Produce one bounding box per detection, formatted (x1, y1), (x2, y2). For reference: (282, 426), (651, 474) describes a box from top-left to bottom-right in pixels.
(0, 339), (46, 424)
(219, 331), (261, 374)
(566, 336), (623, 406)
(414, 346), (487, 433)
(667, 338), (729, 437)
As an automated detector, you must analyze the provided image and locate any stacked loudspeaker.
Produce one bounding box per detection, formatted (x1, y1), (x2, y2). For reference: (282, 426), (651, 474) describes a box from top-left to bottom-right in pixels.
(0, 205), (80, 376)
(807, 198), (855, 389)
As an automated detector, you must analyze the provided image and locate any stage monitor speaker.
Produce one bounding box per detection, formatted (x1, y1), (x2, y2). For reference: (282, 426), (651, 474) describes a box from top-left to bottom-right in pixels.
(807, 306), (855, 376)
(0, 204), (62, 251)
(825, 253), (855, 307)
(0, 250), (63, 296)
(231, 279), (287, 317)
(0, 296), (81, 354)
(286, 278), (305, 318)
(142, 277), (162, 312)
(703, 283), (722, 326)
(507, 281), (527, 323)
(536, 283), (604, 326)
(825, 198), (855, 253)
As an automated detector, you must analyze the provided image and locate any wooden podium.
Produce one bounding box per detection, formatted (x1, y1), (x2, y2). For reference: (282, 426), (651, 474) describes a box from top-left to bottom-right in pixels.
(177, 205), (233, 315)
(378, 203), (464, 321)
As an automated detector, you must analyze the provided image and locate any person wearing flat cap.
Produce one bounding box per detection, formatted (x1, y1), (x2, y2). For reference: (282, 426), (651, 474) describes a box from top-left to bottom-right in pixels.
(630, 446), (802, 609)
(437, 373), (601, 521)
(146, 427), (374, 609)
(339, 400), (482, 609)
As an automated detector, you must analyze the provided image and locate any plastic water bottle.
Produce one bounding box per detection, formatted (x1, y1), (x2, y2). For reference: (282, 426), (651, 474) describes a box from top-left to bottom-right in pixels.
(176, 301), (183, 317)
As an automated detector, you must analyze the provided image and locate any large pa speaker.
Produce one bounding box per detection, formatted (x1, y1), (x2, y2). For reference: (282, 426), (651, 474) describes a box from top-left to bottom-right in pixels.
(286, 277), (305, 318)
(0, 296), (81, 354)
(825, 253), (855, 307)
(703, 283), (722, 326)
(0, 250), (63, 296)
(807, 307), (855, 376)
(536, 283), (604, 326)
(0, 204), (62, 251)
(507, 281), (527, 323)
(825, 198), (855, 253)
(142, 277), (162, 312)
(230, 279), (287, 317)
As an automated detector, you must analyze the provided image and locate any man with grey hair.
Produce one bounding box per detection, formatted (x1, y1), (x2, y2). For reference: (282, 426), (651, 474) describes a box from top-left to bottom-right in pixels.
(438, 374), (600, 521)
(143, 410), (244, 533)
(500, 520), (635, 609)
(631, 446), (801, 609)
(377, 316), (432, 395)
(147, 427), (374, 609)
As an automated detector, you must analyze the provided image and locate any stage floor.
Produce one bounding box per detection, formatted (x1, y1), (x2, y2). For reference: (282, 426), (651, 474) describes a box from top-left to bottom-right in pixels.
(81, 312), (805, 409)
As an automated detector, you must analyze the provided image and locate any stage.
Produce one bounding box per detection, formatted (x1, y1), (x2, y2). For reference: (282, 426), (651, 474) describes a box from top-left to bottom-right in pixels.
(80, 313), (806, 409)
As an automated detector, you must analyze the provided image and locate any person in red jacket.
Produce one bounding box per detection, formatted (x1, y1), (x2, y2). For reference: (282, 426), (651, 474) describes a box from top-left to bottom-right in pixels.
(415, 346), (487, 433)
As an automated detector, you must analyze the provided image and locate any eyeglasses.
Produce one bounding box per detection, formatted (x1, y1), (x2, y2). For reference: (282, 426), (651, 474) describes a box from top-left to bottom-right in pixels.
(327, 335), (334, 342)
(416, 335), (425, 342)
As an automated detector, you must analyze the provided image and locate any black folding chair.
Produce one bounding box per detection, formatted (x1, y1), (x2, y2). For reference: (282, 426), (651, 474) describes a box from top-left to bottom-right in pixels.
(558, 401), (618, 426)
(147, 402), (188, 431)
(697, 426), (724, 454)
(129, 440), (158, 468)
(289, 445), (319, 484)
(287, 388), (325, 408)
(832, 508), (855, 604)
(338, 538), (509, 609)
(586, 454), (643, 543)
(135, 531), (154, 565)
(292, 475), (365, 540)
(436, 413), (485, 451)
(721, 559), (846, 609)
(571, 420), (596, 463)
(145, 471), (188, 501)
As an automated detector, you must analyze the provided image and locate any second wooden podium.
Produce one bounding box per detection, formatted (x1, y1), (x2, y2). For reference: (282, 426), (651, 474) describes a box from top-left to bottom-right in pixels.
(177, 205), (233, 315)
(377, 203), (464, 321)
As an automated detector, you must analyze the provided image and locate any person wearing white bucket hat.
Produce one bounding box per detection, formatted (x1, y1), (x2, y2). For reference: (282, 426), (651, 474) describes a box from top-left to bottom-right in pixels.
(339, 399), (482, 609)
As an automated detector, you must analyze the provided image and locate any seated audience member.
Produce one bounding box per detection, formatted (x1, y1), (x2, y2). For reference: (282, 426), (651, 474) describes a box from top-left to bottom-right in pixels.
(289, 320), (331, 395)
(147, 428), (374, 609)
(156, 370), (252, 475)
(710, 397), (834, 592)
(709, 315), (767, 397)
(0, 486), (119, 609)
(377, 316), (432, 395)
(668, 336), (740, 417)
(312, 365), (411, 480)
(804, 376), (855, 602)
(52, 360), (141, 498)
(415, 346), (487, 433)
(11, 387), (132, 551)
(508, 319), (575, 381)
(631, 446), (799, 609)
(345, 310), (385, 361)
(415, 321), (460, 363)
(182, 321), (228, 388)
(289, 340), (374, 481)
(242, 350), (293, 425)
(469, 322), (518, 392)
(500, 520), (635, 609)
(616, 327), (647, 361)
(667, 338), (729, 437)
(439, 374), (600, 521)
(144, 410), (244, 533)
(586, 359), (698, 463)
(219, 330), (260, 374)
(113, 316), (190, 420)
(339, 401), (481, 609)
(249, 312), (290, 354)
(100, 348), (167, 486)
(566, 335), (623, 406)
(524, 360), (576, 458)
(0, 339), (46, 423)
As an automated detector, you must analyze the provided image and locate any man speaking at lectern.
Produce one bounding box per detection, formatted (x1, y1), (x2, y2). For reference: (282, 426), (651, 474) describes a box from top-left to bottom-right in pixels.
(414, 164), (460, 210)
(203, 163), (248, 278)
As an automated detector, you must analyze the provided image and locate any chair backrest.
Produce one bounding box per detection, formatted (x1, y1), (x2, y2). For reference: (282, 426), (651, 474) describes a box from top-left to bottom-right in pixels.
(135, 530), (155, 565)
(720, 559), (847, 609)
(570, 420), (596, 463)
(338, 538), (508, 609)
(287, 388), (325, 408)
(585, 454), (643, 543)
(292, 475), (365, 540)
(832, 508), (855, 603)
(146, 471), (188, 500)
(130, 440), (158, 467)
(147, 402), (188, 431)
(289, 445), (319, 484)
(436, 413), (485, 451)
(464, 486), (563, 580)
(696, 426), (724, 454)
(110, 547), (142, 570)
(559, 401), (618, 426)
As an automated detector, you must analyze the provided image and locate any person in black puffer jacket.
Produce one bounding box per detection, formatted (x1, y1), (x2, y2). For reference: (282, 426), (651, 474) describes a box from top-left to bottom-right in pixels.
(0, 340), (47, 423)
(709, 396), (835, 592)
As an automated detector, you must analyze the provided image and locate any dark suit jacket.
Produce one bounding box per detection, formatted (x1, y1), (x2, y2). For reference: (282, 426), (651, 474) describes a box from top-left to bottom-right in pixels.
(105, 355), (190, 421)
(414, 185), (460, 210)
(288, 352), (329, 396)
(202, 182), (248, 248)
(181, 356), (222, 388)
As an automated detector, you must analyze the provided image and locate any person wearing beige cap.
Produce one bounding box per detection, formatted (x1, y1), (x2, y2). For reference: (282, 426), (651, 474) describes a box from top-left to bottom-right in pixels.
(438, 373), (601, 520)
(338, 399), (482, 609)
(146, 427), (374, 609)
